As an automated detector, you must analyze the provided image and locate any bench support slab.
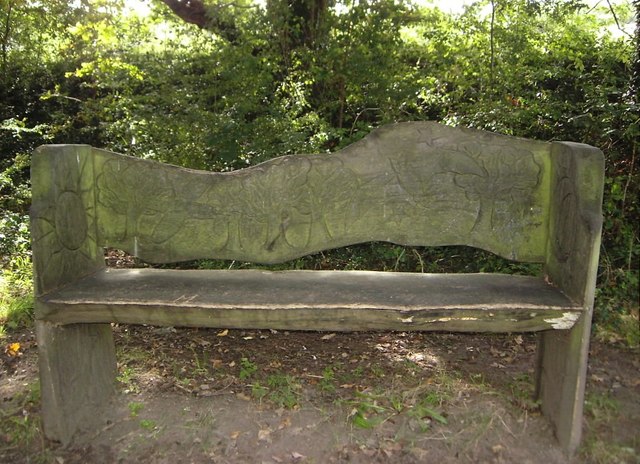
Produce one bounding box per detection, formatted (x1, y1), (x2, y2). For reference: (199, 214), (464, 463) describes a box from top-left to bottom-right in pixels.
(36, 320), (117, 444)
(536, 312), (592, 455)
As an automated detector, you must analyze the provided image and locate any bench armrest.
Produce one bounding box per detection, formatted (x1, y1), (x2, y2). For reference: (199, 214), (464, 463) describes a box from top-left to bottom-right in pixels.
(31, 145), (104, 295)
(546, 141), (604, 308)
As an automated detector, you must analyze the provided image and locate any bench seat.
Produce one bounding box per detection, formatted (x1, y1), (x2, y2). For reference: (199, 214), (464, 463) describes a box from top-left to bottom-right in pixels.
(37, 268), (582, 332)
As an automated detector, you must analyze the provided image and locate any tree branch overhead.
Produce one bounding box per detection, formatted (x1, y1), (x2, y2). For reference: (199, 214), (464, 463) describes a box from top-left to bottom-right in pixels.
(160, 0), (239, 42)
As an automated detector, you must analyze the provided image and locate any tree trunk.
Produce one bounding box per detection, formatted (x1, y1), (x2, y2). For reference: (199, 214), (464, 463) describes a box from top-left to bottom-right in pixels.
(1, 0), (14, 79)
(633, 0), (640, 104)
(266, 0), (331, 54)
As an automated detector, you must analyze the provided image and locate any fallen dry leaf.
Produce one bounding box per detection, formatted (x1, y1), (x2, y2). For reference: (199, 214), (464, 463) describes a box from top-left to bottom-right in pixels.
(5, 342), (21, 357)
(258, 428), (271, 442)
(279, 417), (292, 429)
(217, 329), (229, 337)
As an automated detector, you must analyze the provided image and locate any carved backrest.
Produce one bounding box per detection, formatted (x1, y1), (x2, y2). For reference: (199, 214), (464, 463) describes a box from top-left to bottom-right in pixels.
(31, 122), (604, 306)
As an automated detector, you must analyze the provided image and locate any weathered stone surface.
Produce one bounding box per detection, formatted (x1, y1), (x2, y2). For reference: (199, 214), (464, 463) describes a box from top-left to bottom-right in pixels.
(36, 320), (116, 444)
(30, 145), (103, 295)
(90, 122), (550, 265)
(537, 141), (605, 455)
(37, 268), (582, 332)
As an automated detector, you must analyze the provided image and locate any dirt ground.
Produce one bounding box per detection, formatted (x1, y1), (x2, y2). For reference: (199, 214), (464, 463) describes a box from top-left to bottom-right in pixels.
(1, 325), (639, 464)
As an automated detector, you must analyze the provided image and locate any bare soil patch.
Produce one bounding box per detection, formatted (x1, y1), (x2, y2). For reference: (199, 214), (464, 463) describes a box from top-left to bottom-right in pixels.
(1, 327), (639, 463)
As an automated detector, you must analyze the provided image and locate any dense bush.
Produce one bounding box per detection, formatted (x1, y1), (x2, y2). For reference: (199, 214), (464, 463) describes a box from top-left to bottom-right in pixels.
(0, 0), (637, 337)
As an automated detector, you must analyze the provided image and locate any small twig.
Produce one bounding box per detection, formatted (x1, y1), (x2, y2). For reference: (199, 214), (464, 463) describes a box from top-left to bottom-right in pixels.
(88, 420), (118, 441)
(212, 377), (236, 394)
(489, 0), (496, 93)
(621, 144), (635, 214)
(605, 0), (633, 39)
(173, 382), (193, 394)
(349, 107), (380, 136)
(44, 93), (83, 103)
(412, 248), (425, 273)
(393, 248), (406, 271)
(586, 0), (603, 15)
(497, 412), (516, 438)
(418, 433), (452, 441)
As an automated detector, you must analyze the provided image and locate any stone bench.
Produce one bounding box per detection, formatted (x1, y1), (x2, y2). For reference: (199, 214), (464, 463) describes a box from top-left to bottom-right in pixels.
(31, 121), (604, 454)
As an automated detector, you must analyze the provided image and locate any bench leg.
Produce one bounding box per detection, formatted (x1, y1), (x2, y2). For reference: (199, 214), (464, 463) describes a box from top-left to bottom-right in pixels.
(535, 312), (592, 456)
(36, 321), (117, 444)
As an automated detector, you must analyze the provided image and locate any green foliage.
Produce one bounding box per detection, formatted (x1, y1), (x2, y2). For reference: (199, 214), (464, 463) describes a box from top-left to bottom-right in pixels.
(346, 387), (448, 431)
(594, 311), (640, 348)
(0, 215), (33, 334)
(117, 366), (141, 394)
(239, 357), (258, 380)
(0, 292), (33, 336)
(250, 373), (301, 408)
(264, 373), (301, 408)
(585, 391), (620, 423)
(0, 382), (41, 451)
(581, 390), (638, 462)
(128, 402), (145, 417)
(508, 373), (541, 411)
(1, 0), (637, 338)
(139, 419), (157, 430)
(406, 399), (448, 428)
(319, 366), (337, 393)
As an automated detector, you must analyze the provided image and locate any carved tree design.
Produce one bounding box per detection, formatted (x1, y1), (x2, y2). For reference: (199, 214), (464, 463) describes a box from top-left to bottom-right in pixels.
(388, 148), (472, 221)
(236, 157), (314, 253)
(97, 159), (185, 247)
(445, 144), (542, 232)
(305, 157), (362, 240)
